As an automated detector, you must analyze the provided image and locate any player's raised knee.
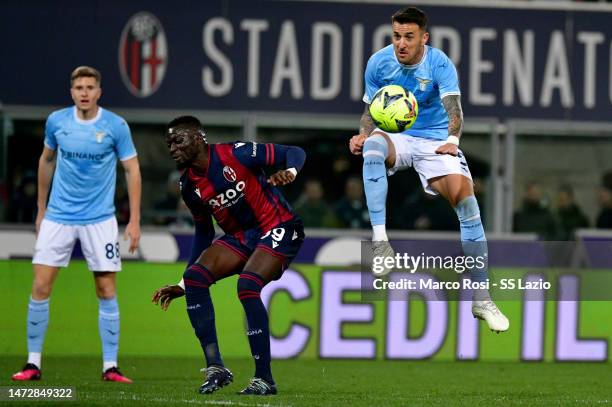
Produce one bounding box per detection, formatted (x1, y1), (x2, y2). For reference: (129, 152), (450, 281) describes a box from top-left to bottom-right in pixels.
(363, 134), (388, 151)
(363, 134), (389, 164)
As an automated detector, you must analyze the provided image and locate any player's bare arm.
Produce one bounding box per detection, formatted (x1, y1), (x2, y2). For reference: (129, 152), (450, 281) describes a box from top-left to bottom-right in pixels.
(121, 156), (142, 253)
(359, 103), (376, 136)
(350, 105), (375, 155)
(36, 147), (57, 234)
(152, 285), (185, 311)
(436, 95), (464, 156)
(443, 94), (464, 138)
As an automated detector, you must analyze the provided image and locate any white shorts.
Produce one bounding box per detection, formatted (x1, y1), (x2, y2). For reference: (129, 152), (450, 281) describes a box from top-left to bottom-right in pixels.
(385, 132), (473, 195)
(32, 217), (122, 272)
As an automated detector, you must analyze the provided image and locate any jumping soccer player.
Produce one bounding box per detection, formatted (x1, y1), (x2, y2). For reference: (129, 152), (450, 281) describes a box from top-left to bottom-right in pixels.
(349, 7), (509, 333)
(152, 116), (305, 395)
(12, 66), (141, 382)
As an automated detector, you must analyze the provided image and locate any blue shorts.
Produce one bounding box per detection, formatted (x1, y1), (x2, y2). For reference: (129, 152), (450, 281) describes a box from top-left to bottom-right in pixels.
(213, 218), (305, 272)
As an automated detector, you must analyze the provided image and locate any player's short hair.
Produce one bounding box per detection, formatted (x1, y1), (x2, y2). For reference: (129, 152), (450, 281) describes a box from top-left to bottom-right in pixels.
(392, 7), (428, 31)
(167, 115), (202, 131)
(70, 66), (101, 86)
(167, 116), (207, 142)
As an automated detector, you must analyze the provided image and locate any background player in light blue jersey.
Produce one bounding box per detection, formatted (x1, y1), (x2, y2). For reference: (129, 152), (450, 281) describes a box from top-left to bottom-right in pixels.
(349, 7), (509, 333)
(12, 66), (141, 383)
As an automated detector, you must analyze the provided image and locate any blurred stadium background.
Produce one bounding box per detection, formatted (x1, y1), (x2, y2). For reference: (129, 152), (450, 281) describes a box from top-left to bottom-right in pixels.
(1, 0), (611, 405)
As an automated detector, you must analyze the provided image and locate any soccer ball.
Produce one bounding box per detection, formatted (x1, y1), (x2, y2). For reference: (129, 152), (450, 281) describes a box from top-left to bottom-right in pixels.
(369, 85), (418, 133)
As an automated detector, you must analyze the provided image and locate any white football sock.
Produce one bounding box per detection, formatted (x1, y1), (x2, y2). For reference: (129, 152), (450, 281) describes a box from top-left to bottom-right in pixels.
(28, 352), (41, 368)
(373, 225), (388, 241)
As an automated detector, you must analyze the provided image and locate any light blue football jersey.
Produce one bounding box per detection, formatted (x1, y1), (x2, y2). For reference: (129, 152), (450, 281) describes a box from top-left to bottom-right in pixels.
(44, 107), (137, 224)
(363, 45), (460, 140)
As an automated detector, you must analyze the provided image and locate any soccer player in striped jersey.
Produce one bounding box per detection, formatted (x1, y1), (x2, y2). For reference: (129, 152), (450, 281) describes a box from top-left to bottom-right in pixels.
(349, 7), (509, 333)
(152, 116), (305, 396)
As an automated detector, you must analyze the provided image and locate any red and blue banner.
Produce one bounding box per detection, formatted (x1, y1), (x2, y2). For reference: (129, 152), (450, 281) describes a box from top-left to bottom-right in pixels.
(1, 1), (612, 121)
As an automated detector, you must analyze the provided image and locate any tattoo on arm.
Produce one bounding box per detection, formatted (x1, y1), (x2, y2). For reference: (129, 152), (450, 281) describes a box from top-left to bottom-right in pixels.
(442, 95), (464, 138)
(360, 104), (376, 136)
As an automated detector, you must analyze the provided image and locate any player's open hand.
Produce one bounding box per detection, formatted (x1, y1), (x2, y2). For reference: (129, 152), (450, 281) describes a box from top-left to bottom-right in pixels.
(124, 221), (141, 254)
(268, 170), (296, 186)
(349, 134), (367, 155)
(152, 284), (185, 311)
(435, 143), (458, 156)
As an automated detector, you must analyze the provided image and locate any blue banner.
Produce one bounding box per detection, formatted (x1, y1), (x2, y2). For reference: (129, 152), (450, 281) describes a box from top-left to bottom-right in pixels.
(1, 1), (611, 121)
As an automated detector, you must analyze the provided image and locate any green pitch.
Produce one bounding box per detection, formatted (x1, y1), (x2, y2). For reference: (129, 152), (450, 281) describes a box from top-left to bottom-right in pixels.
(1, 260), (611, 405)
(0, 260), (252, 358)
(0, 356), (610, 406)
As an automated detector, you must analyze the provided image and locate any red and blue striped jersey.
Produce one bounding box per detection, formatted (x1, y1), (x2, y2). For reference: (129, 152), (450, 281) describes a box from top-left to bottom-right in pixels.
(180, 142), (299, 239)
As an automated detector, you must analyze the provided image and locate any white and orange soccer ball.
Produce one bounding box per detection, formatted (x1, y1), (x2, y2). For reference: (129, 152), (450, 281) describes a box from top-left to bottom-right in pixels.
(369, 85), (418, 133)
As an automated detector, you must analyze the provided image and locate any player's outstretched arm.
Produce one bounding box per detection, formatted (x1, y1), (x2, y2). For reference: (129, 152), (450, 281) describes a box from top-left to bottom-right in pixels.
(121, 157), (142, 253)
(152, 284), (185, 311)
(349, 104), (374, 155)
(36, 147), (57, 234)
(436, 95), (464, 156)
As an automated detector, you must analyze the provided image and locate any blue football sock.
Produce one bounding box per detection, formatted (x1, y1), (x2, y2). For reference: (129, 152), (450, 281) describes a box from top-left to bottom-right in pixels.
(363, 135), (389, 228)
(99, 297), (120, 365)
(27, 297), (50, 358)
(454, 196), (489, 287)
(237, 271), (273, 384)
(184, 263), (223, 367)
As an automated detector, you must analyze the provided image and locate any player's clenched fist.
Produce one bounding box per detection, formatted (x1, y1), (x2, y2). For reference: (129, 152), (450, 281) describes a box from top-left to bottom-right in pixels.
(349, 134), (367, 155)
(152, 284), (185, 311)
(268, 170), (296, 186)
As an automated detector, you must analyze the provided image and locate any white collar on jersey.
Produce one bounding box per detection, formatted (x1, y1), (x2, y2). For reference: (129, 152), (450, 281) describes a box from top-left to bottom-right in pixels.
(73, 105), (103, 125)
(395, 45), (428, 69)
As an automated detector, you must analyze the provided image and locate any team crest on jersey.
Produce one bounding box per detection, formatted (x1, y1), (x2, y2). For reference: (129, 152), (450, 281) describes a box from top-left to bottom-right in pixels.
(119, 12), (168, 98)
(95, 131), (106, 143)
(416, 77), (432, 92)
(223, 166), (237, 182)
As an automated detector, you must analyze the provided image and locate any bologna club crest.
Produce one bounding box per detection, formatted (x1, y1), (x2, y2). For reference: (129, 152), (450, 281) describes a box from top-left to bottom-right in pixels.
(119, 12), (167, 98)
(223, 166), (237, 183)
